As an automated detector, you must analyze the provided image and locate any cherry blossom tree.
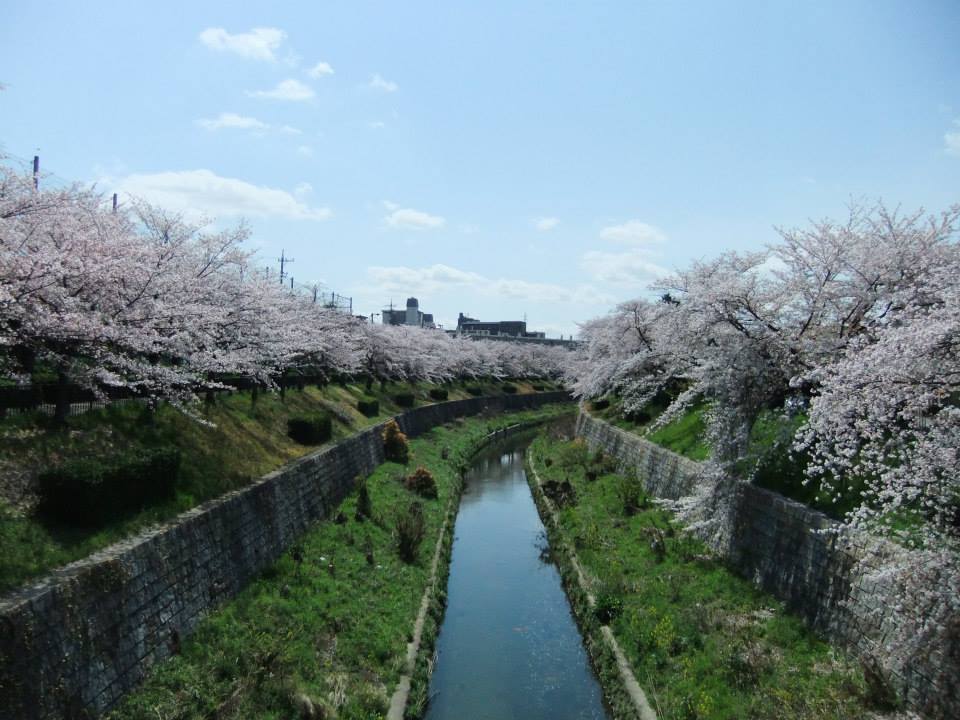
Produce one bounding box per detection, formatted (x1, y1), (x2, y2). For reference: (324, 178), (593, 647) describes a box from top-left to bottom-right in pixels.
(1, 157), (568, 418)
(569, 200), (960, 544)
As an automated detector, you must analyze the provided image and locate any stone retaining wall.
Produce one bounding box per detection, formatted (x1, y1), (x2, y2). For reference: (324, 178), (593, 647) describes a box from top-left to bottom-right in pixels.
(577, 411), (958, 720)
(0, 391), (570, 720)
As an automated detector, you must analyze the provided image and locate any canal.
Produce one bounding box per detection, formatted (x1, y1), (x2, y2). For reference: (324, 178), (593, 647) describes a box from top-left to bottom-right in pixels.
(424, 431), (609, 720)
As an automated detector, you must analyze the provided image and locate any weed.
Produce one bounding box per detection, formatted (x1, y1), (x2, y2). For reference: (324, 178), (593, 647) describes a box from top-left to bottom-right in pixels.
(404, 467), (438, 499)
(395, 501), (426, 563)
(355, 475), (372, 521)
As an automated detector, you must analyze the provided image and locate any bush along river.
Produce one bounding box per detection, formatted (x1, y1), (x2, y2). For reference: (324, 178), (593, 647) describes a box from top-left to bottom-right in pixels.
(424, 431), (609, 720)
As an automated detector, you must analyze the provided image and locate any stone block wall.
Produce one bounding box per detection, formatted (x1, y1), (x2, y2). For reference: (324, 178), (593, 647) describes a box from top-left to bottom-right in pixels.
(0, 391), (570, 720)
(577, 411), (958, 720)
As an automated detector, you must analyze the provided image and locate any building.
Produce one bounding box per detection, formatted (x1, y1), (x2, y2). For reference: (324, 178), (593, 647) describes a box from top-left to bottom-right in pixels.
(382, 297), (435, 328)
(455, 313), (545, 339)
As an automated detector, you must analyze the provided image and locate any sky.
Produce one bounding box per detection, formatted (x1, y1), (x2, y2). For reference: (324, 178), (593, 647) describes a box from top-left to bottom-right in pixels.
(1, 1), (959, 338)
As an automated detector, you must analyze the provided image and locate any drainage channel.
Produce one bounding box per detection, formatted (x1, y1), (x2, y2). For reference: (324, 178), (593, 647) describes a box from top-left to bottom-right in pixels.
(424, 431), (609, 720)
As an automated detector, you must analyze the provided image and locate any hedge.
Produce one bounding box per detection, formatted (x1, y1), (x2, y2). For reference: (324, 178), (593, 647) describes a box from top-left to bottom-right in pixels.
(393, 392), (416, 408)
(37, 447), (181, 526)
(287, 413), (333, 445)
(357, 397), (380, 418)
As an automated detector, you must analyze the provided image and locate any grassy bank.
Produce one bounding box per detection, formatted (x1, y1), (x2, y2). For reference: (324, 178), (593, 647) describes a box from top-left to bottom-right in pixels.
(527, 433), (892, 720)
(587, 399), (710, 462)
(0, 378), (559, 594)
(106, 404), (573, 720)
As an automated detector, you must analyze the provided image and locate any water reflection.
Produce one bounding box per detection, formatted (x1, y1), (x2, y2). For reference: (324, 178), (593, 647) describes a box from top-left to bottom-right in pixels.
(424, 433), (608, 720)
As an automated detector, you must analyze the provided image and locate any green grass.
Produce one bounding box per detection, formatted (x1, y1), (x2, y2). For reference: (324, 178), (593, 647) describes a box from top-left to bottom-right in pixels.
(528, 434), (886, 720)
(740, 409), (869, 520)
(646, 401), (710, 461)
(586, 396), (710, 462)
(0, 379), (562, 594)
(107, 405), (573, 720)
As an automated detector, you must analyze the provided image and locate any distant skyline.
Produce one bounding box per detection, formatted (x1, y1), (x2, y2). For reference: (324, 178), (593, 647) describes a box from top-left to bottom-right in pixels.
(2, 1), (958, 337)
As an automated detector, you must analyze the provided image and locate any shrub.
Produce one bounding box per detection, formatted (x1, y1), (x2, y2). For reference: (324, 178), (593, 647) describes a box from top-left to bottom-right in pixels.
(591, 398), (610, 410)
(466, 385), (484, 396)
(617, 474), (648, 516)
(382, 419), (409, 464)
(405, 466), (438, 499)
(532, 383), (547, 391)
(558, 439), (589, 471)
(287, 413), (333, 445)
(37, 447), (180, 526)
(594, 588), (624, 624)
(625, 409), (652, 424)
(355, 475), (372, 521)
(357, 397), (380, 417)
(395, 501), (426, 563)
(542, 478), (577, 508)
(393, 392), (416, 408)
(428, 387), (448, 401)
(501, 383), (517, 394)
(591, 449), (617, 475)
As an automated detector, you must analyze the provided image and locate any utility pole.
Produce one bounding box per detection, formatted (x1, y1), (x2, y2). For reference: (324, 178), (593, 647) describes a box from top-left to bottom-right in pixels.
(112, 193), (118, 213)
(32, 155), (39, 190)
(277, 250), (295, 285)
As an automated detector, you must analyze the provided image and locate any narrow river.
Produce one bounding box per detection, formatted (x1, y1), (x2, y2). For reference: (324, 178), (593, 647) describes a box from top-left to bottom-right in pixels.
(424, 432), (609, 720)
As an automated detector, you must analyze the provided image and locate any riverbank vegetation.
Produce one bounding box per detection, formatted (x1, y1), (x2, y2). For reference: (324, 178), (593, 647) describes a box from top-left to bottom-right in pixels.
(529, 433), (892, 720)
(0, 378), (560, 594)
(105, 404), (572, 720)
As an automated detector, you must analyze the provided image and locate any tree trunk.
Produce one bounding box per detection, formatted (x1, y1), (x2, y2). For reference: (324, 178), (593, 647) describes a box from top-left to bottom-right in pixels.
(54, 369), (70, 426)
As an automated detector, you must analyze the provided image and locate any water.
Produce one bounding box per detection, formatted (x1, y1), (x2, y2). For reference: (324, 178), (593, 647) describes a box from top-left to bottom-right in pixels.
(424, 433), (609, 720)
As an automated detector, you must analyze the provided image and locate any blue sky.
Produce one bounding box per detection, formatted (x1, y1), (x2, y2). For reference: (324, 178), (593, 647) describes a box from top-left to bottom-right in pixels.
(2, 1), (958, 337)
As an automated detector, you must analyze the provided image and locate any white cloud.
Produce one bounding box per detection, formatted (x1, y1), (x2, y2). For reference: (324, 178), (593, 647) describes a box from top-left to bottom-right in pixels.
(581, 249), (669, 285)
(114, 169), (331, 221)
(383, 204), (445, 230)
(368, 120), (386, 129)
(199, 27), (285, 62)
(296, 145), (314, 157)
(279, 125), (302, 135)
(599, 219), (666, 245)
(294, 182), (313, 197)
(369, 73), (399, 93)
(307, 61), (334, 78)
(247, 79), (314, 101)
(946, 120), (960, 157)
(196, 112), (269, 131)
(534, 217), (560, 232)
(366, 263), (611, 305)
